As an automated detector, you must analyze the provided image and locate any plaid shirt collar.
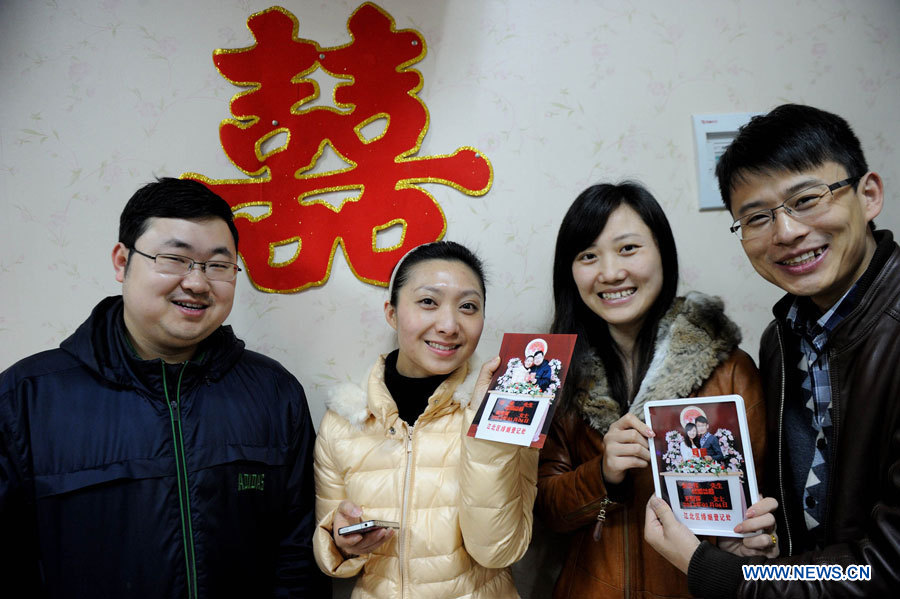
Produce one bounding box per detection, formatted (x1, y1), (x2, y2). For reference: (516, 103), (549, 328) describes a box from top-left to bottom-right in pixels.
(785, 284), (860, 352)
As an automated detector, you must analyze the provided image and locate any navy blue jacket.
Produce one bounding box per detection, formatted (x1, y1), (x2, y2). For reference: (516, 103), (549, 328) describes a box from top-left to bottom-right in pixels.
(529, 360), (553, 392)
(0, 296), (329, 598)
(698, 431), (725, 462)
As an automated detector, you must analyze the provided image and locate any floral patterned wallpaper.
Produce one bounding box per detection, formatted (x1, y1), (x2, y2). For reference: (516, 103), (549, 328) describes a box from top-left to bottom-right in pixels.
(2, 1), (899, 596)
(2, 0), (899, 436)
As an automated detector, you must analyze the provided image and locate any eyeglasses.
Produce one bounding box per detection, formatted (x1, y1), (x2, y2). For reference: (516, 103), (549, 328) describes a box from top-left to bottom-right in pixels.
(130, 248), (242, 282)
(729, 177), (859, 241)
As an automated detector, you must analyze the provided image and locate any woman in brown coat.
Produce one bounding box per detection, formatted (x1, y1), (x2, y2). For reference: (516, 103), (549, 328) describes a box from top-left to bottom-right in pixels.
(536, 182), (776, 599)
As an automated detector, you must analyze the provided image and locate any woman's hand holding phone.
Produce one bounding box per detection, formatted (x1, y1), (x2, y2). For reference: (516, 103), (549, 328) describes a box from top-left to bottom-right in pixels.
(332, 500), (395, 557)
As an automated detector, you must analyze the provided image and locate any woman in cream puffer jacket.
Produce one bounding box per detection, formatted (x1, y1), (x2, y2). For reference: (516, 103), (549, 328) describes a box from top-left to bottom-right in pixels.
(312, 242), (539, 598)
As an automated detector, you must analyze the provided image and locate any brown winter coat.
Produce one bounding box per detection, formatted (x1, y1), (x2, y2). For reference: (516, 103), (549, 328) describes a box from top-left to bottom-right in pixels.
(536, 293), (766, 599)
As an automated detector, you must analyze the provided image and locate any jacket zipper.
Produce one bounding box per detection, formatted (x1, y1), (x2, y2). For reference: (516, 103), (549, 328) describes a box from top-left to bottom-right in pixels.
(163, 362), (198, 599)
(775, 325), (793, 556)
(564, 495), (611, 523)
(399, 426), (414, 599)
(623, 503), (630, 598)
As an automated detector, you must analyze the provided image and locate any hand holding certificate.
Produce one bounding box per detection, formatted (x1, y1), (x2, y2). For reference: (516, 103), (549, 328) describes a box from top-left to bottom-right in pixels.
(467, 333), (576, 448)
(644, 395), (760, 537)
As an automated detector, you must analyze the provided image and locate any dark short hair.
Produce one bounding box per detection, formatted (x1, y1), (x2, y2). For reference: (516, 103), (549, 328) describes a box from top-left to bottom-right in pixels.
(388, 241), (487, 306)
(551, 181), (678, 408)
(716, 104), (869, 212)
(694, 416), (709, 424)
(119, 177), (239, 251)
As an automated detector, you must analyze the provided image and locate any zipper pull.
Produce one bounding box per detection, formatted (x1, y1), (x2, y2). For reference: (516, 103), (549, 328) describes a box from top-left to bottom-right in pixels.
(592, 497), (611, 542)
(406, 427), (413, 453)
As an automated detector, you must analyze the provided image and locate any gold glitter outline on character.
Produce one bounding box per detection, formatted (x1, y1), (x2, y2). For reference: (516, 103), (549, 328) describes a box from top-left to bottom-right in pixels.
(298, 185), (363, 211)
(295, 140), (357, 180)
(354, 112), (391, 144)
(268, 236), (302, 268)
(372, 218), (407, 253)
(182, 2), (493, 294)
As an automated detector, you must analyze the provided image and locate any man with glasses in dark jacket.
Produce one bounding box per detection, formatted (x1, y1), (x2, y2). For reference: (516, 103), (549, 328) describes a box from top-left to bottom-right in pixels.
(0, 177), (330, 597)
(645, 104), (899, 597)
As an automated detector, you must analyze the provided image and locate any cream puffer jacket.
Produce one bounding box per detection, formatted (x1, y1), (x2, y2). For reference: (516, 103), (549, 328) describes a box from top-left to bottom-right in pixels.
(313, 355), (539, 599)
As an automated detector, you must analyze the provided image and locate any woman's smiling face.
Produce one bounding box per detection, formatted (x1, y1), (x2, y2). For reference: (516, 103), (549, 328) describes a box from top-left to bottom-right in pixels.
(571, 203), (663, 346)
(385, 259), (485, 378)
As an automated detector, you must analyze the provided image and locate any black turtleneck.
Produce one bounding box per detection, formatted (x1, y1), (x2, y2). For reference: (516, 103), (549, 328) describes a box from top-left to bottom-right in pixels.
(383, 350), (450, 425)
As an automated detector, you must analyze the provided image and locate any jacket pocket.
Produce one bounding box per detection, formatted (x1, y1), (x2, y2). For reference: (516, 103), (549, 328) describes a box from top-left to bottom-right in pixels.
(189, 443), (289, 471)
(34, 456), (176, 498)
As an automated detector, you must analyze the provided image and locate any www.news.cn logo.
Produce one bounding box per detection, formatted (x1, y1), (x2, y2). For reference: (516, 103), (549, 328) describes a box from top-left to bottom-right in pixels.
(742, 564), (871, 581)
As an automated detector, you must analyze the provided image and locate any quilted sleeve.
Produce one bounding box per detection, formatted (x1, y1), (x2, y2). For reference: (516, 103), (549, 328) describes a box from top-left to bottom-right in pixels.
(312, 412), (369, 577)
(458, 405), (540, 568)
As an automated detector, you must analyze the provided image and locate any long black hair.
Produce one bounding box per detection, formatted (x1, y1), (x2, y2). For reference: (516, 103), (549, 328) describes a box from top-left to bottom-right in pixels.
(551, 181), (678, 410)
(684, 422), (701, 449)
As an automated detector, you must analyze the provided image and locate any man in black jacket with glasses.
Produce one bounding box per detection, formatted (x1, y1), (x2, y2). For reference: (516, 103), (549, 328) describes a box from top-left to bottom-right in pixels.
(0, 177), (330, 597)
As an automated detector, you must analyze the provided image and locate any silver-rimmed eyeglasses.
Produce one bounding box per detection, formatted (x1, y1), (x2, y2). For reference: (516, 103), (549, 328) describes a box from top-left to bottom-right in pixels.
(729, 177), (859, 241)
(130, 248), (242, 281)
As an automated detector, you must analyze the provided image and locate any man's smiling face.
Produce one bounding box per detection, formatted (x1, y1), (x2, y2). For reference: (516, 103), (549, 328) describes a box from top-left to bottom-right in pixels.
(731, 162), (882, 311)
(113, 217), (237, 362)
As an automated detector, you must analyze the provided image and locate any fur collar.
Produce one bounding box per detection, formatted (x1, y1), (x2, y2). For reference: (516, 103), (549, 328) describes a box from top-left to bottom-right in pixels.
(326, 355), (480, 429)
(575, 292), (742, 435)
